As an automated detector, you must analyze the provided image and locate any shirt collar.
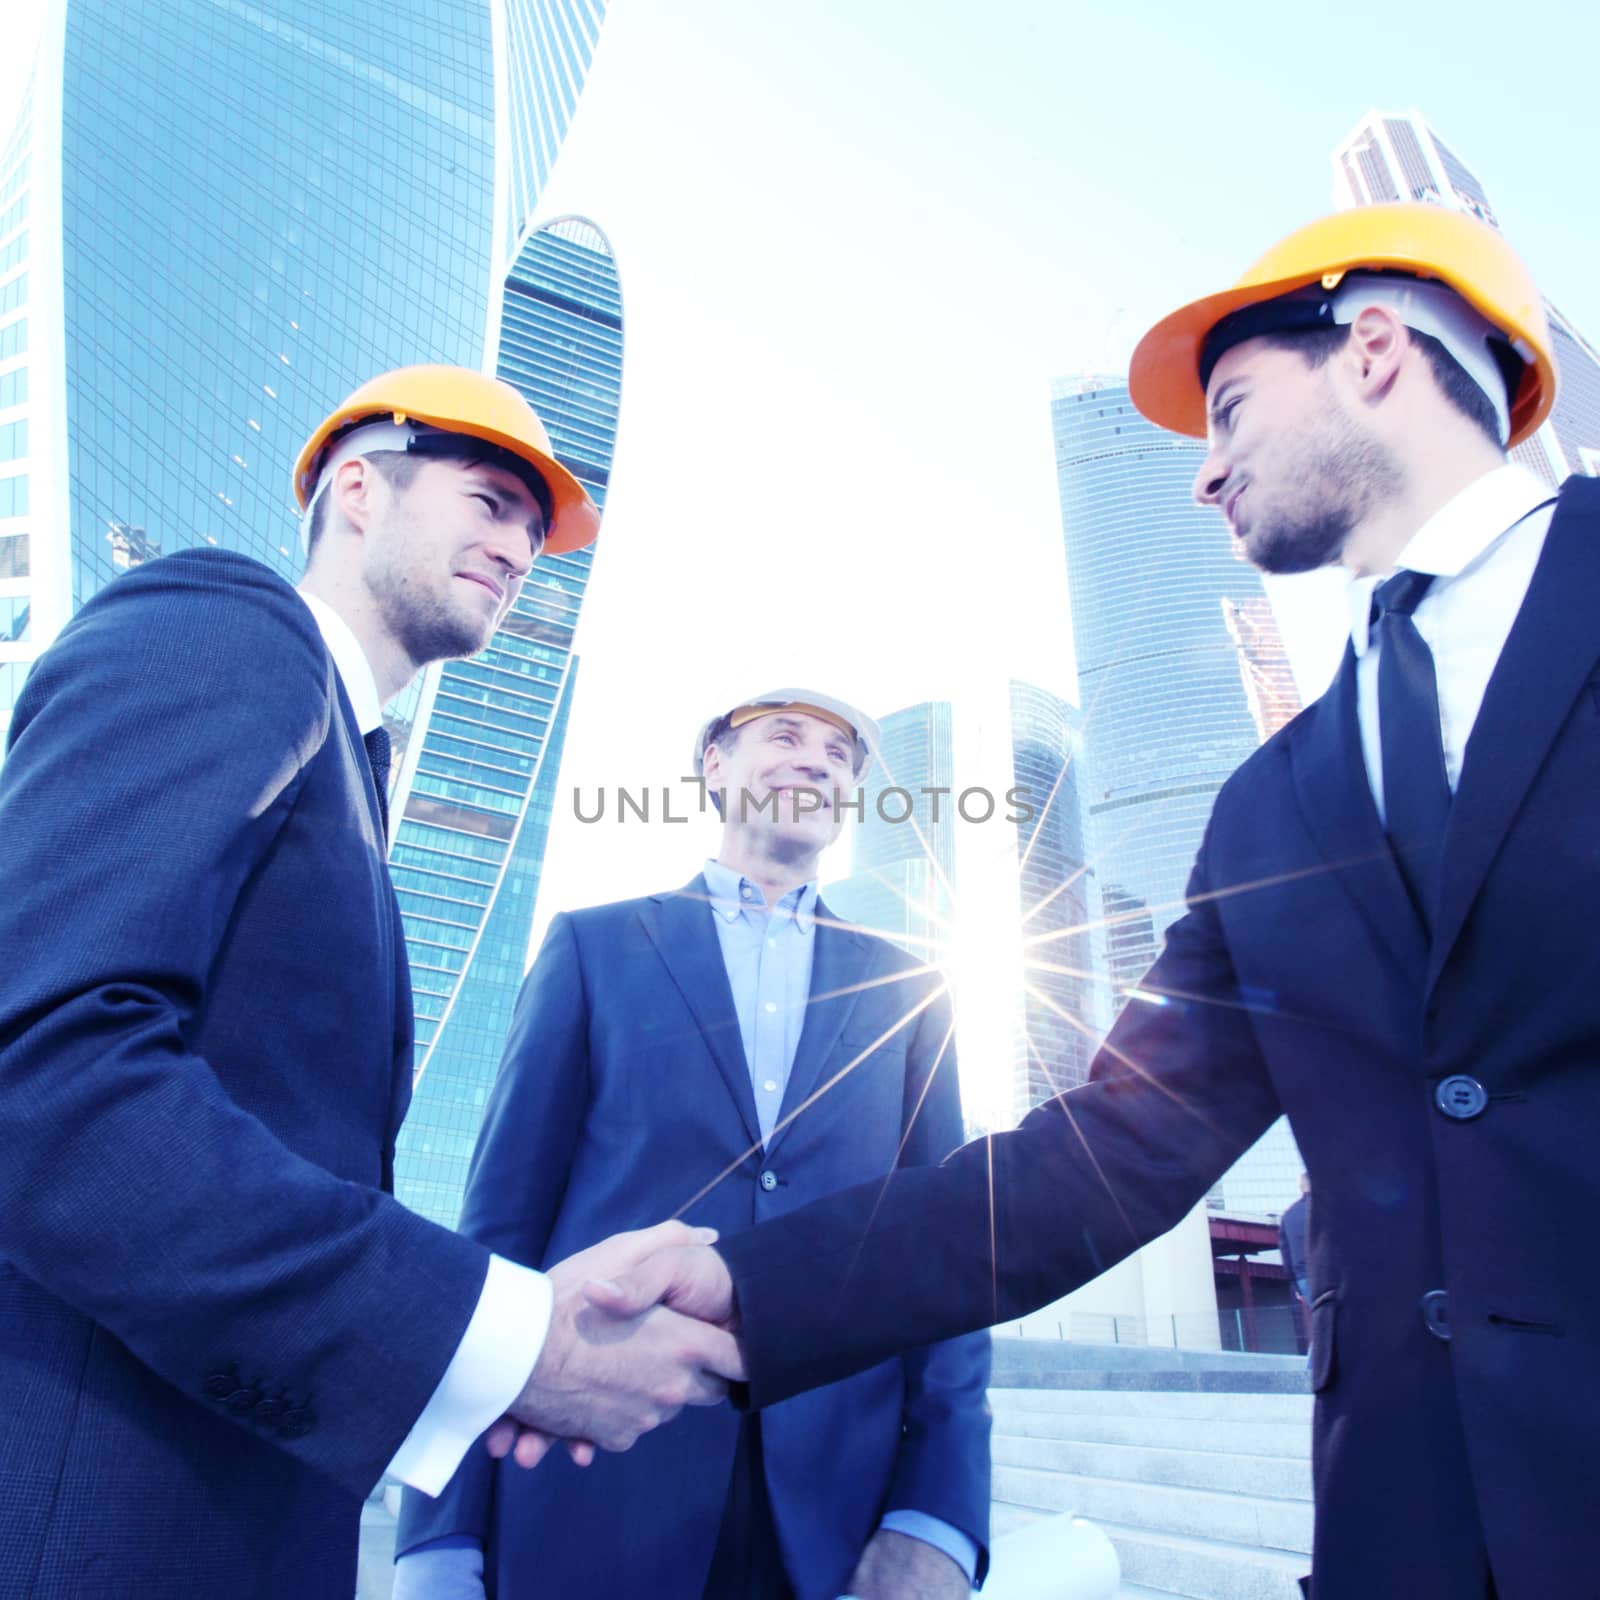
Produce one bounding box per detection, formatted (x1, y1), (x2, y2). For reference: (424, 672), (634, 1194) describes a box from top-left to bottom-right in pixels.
(1347, 463), (1555, 656)
(296, 589), (383, 734)
(702, 858), (818, 934)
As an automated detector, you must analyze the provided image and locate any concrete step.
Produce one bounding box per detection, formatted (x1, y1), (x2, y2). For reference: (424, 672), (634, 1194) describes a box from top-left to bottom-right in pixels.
(1099, 1523), (1307, 1600)
(993, 1501), (1049, 1540)
(990, 1388), (1314, 1424)
(991, 1407), (1312, 1460)
(993, 1433), (1312, 1501)
(993, 1466), (1313, 1555)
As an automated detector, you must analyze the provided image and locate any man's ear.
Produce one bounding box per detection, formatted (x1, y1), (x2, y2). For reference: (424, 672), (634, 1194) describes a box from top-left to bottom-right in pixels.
(329, 457), (377, 537)
(701, 742), (725, 793)
(1344, 304), (1408, 408)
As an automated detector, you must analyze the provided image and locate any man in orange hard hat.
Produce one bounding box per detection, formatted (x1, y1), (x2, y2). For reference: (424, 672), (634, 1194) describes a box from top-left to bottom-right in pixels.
(0, 365), (740, 1598)
(586, 206), (1600, 1597)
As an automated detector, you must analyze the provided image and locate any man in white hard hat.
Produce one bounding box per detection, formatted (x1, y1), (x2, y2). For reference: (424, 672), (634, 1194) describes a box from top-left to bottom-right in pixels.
(590, 204), (1600, 1597)
(0, 366), (738, 1599)
(395, 690), (990, 1600)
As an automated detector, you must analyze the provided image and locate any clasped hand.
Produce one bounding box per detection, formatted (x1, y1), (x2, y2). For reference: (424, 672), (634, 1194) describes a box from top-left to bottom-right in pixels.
(486, 1222), (741, 1469)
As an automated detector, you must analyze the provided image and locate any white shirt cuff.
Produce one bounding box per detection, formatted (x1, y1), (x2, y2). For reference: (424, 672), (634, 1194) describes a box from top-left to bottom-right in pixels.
(386, 1254), (552, 1495)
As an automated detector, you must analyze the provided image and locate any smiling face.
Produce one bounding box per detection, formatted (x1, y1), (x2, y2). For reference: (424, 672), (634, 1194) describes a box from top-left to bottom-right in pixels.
(701, 710), (857, 861)
(363, 454), (547, 668)
(1191, 335), (1402, 574)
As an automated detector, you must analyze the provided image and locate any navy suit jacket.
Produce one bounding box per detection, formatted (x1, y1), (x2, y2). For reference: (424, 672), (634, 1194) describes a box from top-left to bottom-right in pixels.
(396, 880), (992, 1600)
(718, 477), (1600, 1598)
(0, 551), (489, 1598)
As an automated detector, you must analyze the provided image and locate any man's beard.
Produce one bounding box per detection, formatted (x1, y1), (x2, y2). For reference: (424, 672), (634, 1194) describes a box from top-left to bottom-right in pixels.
(1246, 412), (1403, 576)
(370, 560), (494, 667)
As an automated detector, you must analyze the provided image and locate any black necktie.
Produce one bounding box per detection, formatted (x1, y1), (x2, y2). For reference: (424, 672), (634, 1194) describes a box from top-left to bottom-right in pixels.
(363, 725), (392, 839)
(1371, 570), (1449, 931)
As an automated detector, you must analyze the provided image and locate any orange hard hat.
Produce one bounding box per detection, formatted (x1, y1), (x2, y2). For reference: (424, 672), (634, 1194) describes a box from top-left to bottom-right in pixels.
(1129, 203), (1557, 449)
(292, 365), (601, 553)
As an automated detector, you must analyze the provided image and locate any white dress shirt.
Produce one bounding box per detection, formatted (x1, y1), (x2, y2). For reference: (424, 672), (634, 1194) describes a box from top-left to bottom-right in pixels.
(296, 589), (552, 1495)
(1347, 464), (1557, 823)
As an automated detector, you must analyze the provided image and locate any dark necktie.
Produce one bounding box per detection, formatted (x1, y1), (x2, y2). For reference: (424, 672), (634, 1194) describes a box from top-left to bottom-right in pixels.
(363, 725), (392, 839)
(1371, 570), (1449, 931)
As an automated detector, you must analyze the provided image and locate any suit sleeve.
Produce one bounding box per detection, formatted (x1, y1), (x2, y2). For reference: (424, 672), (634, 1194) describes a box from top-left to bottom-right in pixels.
(0, 553), (489, 1497)
(718, 815), (1283, 1408)
(881, 981), (993, 1580)
(395, 911), (592, 1556)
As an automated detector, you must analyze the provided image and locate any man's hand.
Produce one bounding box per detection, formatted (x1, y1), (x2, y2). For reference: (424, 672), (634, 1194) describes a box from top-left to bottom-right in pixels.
(583, 1239), (737, 1328)
(493, 1222), (743, 1469)
(846, 1529), (971, 1600)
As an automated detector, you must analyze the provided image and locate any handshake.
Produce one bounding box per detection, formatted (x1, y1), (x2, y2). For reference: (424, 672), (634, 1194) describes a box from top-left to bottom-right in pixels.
(489, 1221), (743, 1469)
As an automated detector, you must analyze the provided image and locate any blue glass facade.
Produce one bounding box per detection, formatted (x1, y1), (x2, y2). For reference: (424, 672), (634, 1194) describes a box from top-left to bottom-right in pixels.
(0, 79), (31, 723)
(501, 0), (608, 252)
(1008, 680), (1094, 1113)
(1053, 377), (1267, 983)
(393, 217), (621, 1226)
(2, 0), (511, 743)
(825, 700), (955, 960)
(58, 0), (498, 612)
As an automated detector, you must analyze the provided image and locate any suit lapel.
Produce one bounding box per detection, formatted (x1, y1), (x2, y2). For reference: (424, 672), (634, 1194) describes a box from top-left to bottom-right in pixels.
(638, 878), (762, 1148)
(1288, 648), (1429, 986)
(767, 899), (868, 1157)
(1429, 479), (1600, 991)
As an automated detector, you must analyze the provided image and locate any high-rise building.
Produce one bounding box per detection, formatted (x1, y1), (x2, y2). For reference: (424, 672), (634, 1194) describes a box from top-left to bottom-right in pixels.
(1332, 109), (1600, 488)
(1052, 375), (1267, 979)
(393, 217), (621, 1226)
(0, 0), (610, 748)
(1008, 680), (1095, 1117)
(826, 699), (956, 960)
(1222, 595), (1302, 744)
(1052, 375), (1304, 1213)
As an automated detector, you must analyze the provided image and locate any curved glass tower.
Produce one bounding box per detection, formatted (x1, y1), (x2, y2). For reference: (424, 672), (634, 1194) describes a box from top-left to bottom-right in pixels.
(393, 216), (621, 1226)
(1052, 376), (1265, 973)
(2, 0), (503, 744)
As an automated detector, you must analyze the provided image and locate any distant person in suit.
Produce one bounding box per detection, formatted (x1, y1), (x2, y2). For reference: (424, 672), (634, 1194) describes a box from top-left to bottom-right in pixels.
(0, 366), (739, 1599)
(394, 689), (990, 1600)
(1278, 1173), (1312, 1354)
(1279, 1173), (1312, 1308)
(591, 204), (1600, 1598)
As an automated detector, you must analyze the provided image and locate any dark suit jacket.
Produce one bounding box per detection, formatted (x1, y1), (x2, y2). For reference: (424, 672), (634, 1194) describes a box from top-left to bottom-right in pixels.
(396, 881), (991, 1600)
(0, 551), (489, 1598)
(717, 477), (1600, 1598)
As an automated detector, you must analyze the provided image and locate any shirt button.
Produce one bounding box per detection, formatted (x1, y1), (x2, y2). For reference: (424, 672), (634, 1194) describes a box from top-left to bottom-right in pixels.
(767, 938), (777, 949)
(1435, 1075), (1488, 1120)
(763, 1001), (777, 1014)
(763, 1079), (778, 1094)
(759, 1170), (778, 1191)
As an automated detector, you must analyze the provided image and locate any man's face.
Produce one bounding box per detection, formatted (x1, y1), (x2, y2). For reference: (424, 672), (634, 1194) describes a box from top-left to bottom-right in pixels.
(1191, 337), (1401, 574)
(363, 456), (547, 666)
(703, 711), (857, 857)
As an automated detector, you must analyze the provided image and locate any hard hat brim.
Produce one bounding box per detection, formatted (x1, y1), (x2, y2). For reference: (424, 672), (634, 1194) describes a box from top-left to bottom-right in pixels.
(1130, 259), (1556, 451)
(294, 404), (602, 554)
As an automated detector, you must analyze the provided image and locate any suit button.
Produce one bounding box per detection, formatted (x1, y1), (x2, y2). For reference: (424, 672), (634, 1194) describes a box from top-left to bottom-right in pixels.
(759, 1170), (778, 1191)
(1435, 1075), (1488, 1120)
(1421, 1290), (1451, 1341)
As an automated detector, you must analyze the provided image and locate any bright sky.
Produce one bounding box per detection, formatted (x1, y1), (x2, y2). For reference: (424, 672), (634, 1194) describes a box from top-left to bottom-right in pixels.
(5, 0), (1600, 1002)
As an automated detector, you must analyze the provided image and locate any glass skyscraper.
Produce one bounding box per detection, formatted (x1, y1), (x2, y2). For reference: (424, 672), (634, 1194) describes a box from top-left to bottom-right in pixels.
(393, 216), (621, 1227)
(1332, 108), (1600, 486)
(824, 699), (956, 961)
(1052, 374), (1303, 1213)
(1008, 680), (1094, 1117)
(3, 0), (574, 743)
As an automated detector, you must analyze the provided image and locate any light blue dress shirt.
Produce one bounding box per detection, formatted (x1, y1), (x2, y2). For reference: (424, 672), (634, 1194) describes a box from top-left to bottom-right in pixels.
(700, 860), (978, 1587)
